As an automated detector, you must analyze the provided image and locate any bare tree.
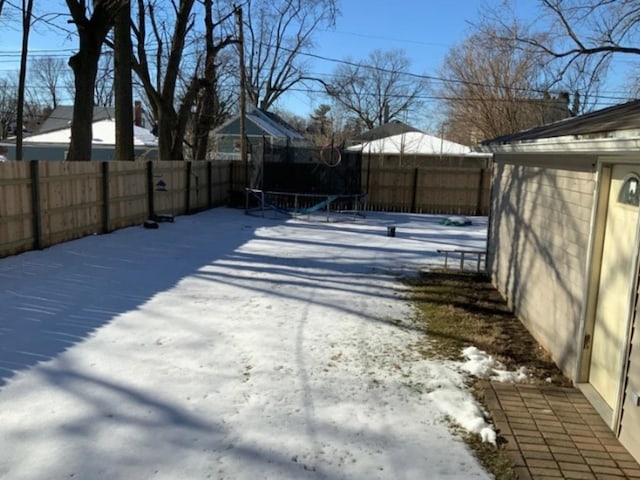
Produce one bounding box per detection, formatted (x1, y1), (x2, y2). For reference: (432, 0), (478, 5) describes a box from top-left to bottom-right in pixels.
(29, 57), (69, 109)
(191, 0), (237, 160)
(325, 49), (427, 130)
(0, 1), (8, 27)
(0, 77), (17, 139)
(65, 0), (126, 161)
(437, 26), (566, 144)
(489, 0), (640, 102)
(223, 0), (337, 110)
(95, 50), (115, 106)
(131, 0), (199, 160)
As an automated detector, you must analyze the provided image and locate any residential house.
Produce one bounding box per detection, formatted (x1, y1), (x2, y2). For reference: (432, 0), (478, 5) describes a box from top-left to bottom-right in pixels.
(212, 107), (309, 161)
(478, 99), (640, 462)
(0, 118), (157, 161)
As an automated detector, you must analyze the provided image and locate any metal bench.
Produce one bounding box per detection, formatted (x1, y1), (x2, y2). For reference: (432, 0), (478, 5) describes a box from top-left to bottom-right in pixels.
(436, 248), (486, 272)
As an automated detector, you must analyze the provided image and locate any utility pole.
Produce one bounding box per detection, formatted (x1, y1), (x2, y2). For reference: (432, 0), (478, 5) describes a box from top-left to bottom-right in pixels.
(16, 0), (34, 161)
(235, 6), (248, 193)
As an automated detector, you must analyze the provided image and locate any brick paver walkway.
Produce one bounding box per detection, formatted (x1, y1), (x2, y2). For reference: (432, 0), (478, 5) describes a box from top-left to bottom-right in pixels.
(480, 381), (640, 479)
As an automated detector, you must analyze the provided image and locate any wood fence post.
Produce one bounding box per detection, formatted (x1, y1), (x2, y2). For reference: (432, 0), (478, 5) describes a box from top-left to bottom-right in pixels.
(146, 160), (154, 218)
(229, 161), (234, 203)
(29, 160), (42, 250)
(411, 167), (419, 213)
(101, 161), (111, 233)
(185, 161), (192, 215)
(476, 167), (485, 216)
(207, 161), (213, 209)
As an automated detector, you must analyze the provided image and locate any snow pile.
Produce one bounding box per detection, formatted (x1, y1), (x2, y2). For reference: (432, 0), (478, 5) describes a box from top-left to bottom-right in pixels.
(461, 346), (529, 383)
(421, 361), (497, 444)
(419, 346), (528, 446)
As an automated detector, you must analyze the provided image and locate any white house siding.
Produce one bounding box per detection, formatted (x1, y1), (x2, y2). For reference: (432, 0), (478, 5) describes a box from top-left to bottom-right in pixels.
(489, 158), (596, 378)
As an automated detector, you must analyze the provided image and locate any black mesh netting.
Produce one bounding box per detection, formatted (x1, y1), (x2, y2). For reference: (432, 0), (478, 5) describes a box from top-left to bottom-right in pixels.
(261, 144), (362, 195)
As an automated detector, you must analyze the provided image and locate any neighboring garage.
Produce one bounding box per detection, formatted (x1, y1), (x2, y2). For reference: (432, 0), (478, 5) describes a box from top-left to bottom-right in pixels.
(479, 100), (640, 462)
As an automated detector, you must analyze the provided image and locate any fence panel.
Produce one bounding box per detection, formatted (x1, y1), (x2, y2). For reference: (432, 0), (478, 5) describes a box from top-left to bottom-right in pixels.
(364, 165), (490, 215)
(366, 167), (416, 213)
(38, 161), (102, 248)
(414, 168), (489, 215)
(153, 161), (186, 217)
(109, 161), (147, 229)
(0, 161), (32, 257)
(211, 162), (232, 206)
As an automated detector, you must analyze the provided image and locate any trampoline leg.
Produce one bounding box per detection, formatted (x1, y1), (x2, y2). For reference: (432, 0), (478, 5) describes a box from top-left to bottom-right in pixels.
(326, 195), (329, 222)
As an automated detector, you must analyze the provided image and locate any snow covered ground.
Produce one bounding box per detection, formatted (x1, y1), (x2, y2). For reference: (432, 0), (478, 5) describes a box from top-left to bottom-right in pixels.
(0, 208), (500, 479)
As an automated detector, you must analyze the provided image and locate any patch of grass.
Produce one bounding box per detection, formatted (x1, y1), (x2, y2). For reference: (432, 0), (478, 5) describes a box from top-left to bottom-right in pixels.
(406, 270), (570, 480)
(461, 432), (518, 480)
(407, 271), (569, 383)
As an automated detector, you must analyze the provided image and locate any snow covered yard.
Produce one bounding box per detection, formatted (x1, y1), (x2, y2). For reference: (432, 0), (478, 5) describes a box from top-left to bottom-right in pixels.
(0, 208), (494, 480)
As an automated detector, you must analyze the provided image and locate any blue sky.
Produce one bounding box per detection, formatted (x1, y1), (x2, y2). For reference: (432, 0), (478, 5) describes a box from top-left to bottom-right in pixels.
(280, 0), (484, 117)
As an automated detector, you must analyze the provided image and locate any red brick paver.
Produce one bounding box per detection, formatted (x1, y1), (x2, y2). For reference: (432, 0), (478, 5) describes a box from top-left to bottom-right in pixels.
(480, 381), (640, 479)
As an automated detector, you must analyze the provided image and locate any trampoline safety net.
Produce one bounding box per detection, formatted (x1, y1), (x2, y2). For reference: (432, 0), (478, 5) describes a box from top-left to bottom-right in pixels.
(247, 142), (365, 221)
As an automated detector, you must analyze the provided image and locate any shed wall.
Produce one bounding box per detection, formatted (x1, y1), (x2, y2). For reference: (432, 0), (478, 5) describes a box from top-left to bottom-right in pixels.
(489, 158), (596, 378)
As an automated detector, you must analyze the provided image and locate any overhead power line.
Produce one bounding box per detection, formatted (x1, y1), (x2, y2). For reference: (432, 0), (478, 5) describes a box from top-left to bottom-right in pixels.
(263, 43), (635, 103)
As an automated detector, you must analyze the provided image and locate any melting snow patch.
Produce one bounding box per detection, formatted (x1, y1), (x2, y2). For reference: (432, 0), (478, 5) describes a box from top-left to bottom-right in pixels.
(461, 346), (529, 383)
(423, 346), (528, 445)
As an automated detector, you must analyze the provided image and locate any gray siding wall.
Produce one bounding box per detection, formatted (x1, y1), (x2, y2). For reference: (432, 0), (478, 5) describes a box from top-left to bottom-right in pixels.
(489, 159), (596, 378)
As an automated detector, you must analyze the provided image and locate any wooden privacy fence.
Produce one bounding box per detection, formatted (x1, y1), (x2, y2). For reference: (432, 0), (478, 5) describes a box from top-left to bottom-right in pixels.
(0, 160), (233, 258)
(364, 166), (491, 215)
(0, 160), (491, 259)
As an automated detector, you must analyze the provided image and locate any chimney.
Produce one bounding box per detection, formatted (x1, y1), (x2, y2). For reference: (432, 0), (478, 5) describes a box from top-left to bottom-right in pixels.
(134, 100), (143, 127)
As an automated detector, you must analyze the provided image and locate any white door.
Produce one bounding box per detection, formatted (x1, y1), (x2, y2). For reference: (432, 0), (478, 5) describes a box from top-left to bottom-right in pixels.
(590, 164), (640, 409)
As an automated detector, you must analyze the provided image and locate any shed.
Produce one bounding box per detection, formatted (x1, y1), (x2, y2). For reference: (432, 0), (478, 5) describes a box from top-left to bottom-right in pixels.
(479, 99), (640, 462)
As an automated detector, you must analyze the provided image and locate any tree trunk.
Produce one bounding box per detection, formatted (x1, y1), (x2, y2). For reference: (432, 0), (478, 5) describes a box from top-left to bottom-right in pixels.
(64, 0), (124, 162)
(157, 110), (179, 160)
(192, 0), (217, 161)
(114, 0), (134, 161)
(67, 39), (101, 161)
(67, 55), (99, 161)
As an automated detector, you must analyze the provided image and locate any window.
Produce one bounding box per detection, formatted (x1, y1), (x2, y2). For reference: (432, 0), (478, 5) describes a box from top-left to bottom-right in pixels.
(618, 173), (640, 206)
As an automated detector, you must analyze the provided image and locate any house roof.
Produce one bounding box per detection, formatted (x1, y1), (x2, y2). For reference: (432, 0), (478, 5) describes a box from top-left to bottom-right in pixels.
(353, 121), (422, 143)
(347, 131), (475, 156)
(36, 106), (117, 134)
(480, 100), (640, 152)
(19, 119), (157, 147)
(215, 108), (305, 141)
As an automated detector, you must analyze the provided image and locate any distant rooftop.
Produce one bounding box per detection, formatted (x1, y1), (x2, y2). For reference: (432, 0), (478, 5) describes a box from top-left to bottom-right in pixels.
(35, 106), (116, 135)
(348, 131), (474, 156)
(352, 121), (423, 143)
